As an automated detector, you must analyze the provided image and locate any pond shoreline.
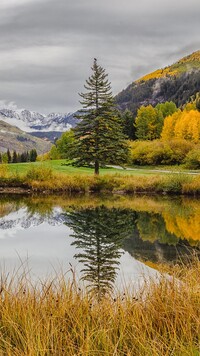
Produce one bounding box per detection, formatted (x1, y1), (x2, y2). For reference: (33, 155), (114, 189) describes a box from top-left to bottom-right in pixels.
(0, 167), (200, 195)
(0, 184), (199, 196)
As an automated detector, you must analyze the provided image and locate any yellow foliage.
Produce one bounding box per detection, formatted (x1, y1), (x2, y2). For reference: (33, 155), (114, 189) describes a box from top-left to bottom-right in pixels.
(161, 109), (200, 143)
(179, 50), (200, 63)
(163, 212), (200, 242)
(161, 111), (182, 140)
(136, 67), (178, 82)
(137, 50), (200, 83)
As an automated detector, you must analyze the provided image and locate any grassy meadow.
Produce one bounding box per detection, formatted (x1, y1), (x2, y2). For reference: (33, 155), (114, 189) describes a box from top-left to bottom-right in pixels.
(8, 159), (175, 176)
(7, 159), (200, 176)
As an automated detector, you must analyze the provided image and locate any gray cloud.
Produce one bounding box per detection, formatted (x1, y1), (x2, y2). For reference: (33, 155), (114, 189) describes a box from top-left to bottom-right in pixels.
(0, 0), (199, 113)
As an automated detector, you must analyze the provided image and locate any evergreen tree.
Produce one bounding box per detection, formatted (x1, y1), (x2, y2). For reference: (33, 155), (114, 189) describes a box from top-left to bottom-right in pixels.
(20, 151), (28, 162)
(7, 149), (11, 163)
(74, 59), (128, 174)
(30, 149), (37, 162)
(121, 109), (136, 139)
(12, 151), (18, 163)
(0, 153), (2, 164)
(17, 153), (21, 163)
(26, 151), (30, 162)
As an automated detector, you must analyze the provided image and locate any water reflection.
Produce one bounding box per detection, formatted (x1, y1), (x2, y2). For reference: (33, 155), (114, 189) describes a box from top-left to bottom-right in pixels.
(0, 194), (199, 287)
(66, 205), (200, 295)
(66, 206), (134, 298)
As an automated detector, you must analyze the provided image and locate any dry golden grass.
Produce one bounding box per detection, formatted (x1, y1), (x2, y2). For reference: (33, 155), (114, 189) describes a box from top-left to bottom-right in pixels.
(0, 260), (199, 355)
(182, 177), (200, 195)
(23, 169), (200, 196)
(0, 165), (200, 195)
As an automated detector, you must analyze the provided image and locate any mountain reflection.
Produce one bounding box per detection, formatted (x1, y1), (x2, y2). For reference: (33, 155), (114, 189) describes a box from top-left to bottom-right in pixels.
(66, 206), (134, 299)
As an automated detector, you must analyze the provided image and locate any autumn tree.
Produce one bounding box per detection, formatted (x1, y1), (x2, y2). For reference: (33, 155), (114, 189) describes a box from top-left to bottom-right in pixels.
(74, 59), (128, 174)
(161, 109), (200, 142)
(2, 152), (8, 164)
(161, 110), (182, 141)
(155, 101), (177, 118)
(56, 130), (75, 159)
(135, 105), (164, 140)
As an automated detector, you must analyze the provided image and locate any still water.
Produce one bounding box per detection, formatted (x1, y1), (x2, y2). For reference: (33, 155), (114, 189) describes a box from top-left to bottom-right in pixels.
(0, 194), (199, 293)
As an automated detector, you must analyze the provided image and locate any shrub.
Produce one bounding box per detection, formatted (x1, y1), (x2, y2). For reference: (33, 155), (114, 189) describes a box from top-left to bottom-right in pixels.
(0, 164), (9, 178)
(184, 147), (200, 169)
(129, 141), (153, 165)
(129, 139), (194, 165)
(168, 139), (194, 164)
(26, 166), (53, 182)
(159, 174), (192, 193)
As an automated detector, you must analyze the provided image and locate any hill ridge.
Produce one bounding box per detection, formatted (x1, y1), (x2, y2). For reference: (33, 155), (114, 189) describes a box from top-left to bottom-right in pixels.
(137, 50), (200, 82)
(116, 50), (200, 114)
(0, 119), (51, 154)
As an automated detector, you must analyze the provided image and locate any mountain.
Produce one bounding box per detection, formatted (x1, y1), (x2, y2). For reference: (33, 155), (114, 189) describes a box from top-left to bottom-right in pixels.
(0, 120), (52, 154)
(30, 131), (63, 143)
(116, 50), (200, 114)
(0, 207), (66, 231)
(0, 109), (78, 133)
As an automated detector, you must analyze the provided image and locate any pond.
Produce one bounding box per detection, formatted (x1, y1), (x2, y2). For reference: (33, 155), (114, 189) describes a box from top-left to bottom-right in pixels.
(0, 194), (199, 295)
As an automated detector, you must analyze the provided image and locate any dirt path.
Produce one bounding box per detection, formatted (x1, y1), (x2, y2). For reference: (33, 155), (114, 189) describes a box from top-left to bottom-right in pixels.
(107, 165), (200, 175)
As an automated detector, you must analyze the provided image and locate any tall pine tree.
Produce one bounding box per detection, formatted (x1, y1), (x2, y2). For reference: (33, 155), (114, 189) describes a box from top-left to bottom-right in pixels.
(12, 151), (18, 163)
(74, 59), (128, 174)
(7, 149), (11, 163)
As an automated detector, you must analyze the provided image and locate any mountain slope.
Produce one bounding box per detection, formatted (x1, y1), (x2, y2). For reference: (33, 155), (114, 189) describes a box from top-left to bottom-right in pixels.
(0, 120), (52, 154)
(116, 50), (200, 114)
(0, 109), (78, 132)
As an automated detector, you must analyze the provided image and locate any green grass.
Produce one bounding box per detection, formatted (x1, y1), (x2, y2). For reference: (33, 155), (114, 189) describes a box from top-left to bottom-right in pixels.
(8, 160), (199, 177)
(8, 160), (159, 176)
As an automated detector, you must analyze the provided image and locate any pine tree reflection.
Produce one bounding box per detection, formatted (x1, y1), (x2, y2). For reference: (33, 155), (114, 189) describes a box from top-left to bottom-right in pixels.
(67, 206), (134, 299)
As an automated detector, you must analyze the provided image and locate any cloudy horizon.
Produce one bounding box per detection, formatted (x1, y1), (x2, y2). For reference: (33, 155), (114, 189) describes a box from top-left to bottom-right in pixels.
(0, 0), (199, 114)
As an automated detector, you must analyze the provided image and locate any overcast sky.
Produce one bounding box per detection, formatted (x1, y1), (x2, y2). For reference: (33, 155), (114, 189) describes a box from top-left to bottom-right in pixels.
(0, 0), (199, 114)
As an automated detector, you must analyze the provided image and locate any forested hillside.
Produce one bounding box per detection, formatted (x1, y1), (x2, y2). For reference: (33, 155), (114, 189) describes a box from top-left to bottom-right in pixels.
(116, 50), (200, 114)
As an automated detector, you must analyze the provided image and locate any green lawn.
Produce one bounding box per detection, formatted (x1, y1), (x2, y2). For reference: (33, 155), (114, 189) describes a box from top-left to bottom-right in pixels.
(7, 159), (200, 177)
(8, 160), (165, 176)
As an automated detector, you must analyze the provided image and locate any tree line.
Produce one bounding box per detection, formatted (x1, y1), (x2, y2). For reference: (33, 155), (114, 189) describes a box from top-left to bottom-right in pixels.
(0, 149), (38, 164)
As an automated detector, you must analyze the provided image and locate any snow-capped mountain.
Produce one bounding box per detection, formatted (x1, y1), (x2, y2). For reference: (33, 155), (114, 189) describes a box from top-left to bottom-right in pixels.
(0, 108), (78, 133)
(0, 207), (67, 233)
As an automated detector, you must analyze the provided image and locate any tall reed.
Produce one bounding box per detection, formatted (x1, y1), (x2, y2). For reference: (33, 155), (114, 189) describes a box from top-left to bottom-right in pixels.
(0, 260), (199, 355)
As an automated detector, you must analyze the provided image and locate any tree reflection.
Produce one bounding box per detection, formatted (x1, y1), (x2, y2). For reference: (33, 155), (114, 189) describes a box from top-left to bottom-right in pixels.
(67, 206), (134, 299)
(124, 212), (200, 264)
